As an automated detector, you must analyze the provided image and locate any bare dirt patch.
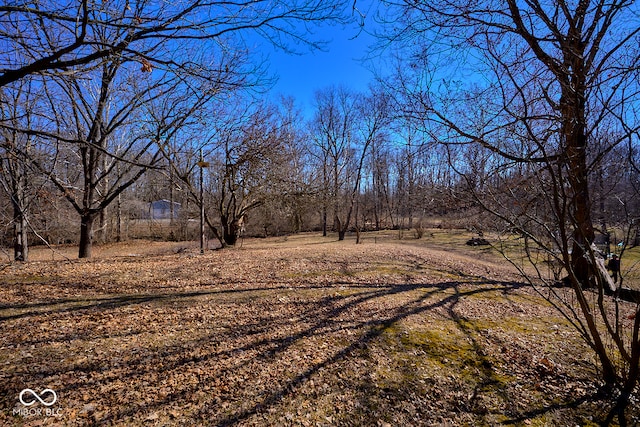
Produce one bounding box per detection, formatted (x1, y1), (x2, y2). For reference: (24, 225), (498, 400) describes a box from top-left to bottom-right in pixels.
(1, 234), (637, 426)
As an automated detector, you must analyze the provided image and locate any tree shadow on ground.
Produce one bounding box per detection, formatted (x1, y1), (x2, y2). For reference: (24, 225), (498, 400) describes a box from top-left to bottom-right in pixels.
(1, 277), (620, 425)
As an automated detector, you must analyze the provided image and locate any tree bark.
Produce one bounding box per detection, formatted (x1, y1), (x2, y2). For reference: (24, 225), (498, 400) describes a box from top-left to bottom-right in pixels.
(116, 193), (122, 242)
(78, 213), (96, 259)
(221, 215), (241, 246)
(12, 196), (28, 262)
(563, 85), (594, 287)
(322, 205), (327, 237)
(336, 215), (345, 241)
(557, 34), (619, 388)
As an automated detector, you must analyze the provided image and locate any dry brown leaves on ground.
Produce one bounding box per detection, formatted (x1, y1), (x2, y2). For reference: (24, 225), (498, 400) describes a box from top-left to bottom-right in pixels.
(0, 233), (638, 426)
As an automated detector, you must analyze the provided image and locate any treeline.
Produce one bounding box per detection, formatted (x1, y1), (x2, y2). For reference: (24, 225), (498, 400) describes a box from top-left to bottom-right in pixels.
(2, 80), (638, 259)
(2, 1), (638, 264)
(0, 83), (473, 257)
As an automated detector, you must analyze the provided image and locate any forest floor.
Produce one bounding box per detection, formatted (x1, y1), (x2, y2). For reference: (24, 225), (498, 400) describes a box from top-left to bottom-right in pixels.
(0, 231), (638, 426)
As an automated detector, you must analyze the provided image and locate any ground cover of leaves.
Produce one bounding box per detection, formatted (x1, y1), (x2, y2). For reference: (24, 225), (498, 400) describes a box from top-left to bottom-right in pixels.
(0, 233), (638, 426)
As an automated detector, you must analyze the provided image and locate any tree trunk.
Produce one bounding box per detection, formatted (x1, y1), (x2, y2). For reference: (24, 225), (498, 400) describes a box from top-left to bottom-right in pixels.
(98, 209), (107, 243)
(224, 229), (238, 246)
(560, 54), (618, 387)
(322, 206), (327, 237)
(568, 136), (594, 287)
(560, 34), (595, 288)
(569, 191), (594, 286)
(221, 215), (239, 246)
(292, 209), (302, 234)
(12, 197), (28, 262)
(78, 213), (96, 258)
(8, 162), (29, 261)
(335, 215), (345, 241)
(116, 193), (122, 242)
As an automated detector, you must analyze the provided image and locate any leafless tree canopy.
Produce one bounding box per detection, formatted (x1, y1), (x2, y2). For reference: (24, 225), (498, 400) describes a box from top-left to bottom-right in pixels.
(0, 0), (352, 86)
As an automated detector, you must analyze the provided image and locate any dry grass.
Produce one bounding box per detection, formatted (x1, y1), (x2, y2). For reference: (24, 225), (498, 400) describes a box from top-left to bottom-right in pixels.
(0, 232), (638, 426)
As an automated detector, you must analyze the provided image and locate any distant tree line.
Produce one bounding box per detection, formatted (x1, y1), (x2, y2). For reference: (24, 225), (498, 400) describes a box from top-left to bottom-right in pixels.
(0, 81), (482, 253)
(0, 0), (353, 258)
(4, 1), (637, 263)
(2, 74), (638, 253)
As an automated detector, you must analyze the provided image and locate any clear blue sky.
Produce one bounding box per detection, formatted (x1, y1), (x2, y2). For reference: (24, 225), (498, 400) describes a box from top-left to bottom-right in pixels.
(262, 19), (379, 118)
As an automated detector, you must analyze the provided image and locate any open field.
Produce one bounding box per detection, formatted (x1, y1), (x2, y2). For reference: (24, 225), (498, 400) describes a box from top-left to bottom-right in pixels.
(1, 232), (638, 426)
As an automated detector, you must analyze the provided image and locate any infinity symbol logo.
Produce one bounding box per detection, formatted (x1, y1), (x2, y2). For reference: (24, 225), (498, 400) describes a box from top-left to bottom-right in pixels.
(19, 389), (58, 407)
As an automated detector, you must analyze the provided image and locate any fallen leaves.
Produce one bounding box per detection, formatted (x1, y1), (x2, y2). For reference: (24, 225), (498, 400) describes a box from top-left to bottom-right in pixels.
(0, 235), (637, 426)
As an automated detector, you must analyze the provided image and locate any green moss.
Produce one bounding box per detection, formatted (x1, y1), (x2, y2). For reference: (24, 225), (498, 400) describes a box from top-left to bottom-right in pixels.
(3, 274), (55, 285)
(374, 322), (512, 389)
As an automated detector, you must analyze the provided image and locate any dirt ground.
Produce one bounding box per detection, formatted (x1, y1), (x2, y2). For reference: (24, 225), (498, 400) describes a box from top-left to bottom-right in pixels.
(1, 232), (638, 426)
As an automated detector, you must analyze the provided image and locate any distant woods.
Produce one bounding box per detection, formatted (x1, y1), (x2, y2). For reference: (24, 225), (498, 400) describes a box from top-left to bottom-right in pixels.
(0, 0), (354, 259)
(0, 0), (639, 264)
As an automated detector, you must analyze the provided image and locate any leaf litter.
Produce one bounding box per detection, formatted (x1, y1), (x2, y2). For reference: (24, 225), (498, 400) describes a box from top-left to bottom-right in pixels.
(0, 234), (637, 426)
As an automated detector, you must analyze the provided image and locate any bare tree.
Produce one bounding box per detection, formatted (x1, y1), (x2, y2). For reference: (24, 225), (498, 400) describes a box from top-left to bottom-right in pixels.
(251, 96), (313, 236)
(214, 101), (300, 245)
(7, 41), (233, 257)
(0, 0), (352, 87)
(38, 58), (166, 258)
(380, 0), (640, 422)
(0, 80), (39, 260)
(279, 97), (315, 234)
(161, 98), (301, 247)
(1, 0), (357, 257)
(311, 85), (390, 241)
(312, 86), (357, 240)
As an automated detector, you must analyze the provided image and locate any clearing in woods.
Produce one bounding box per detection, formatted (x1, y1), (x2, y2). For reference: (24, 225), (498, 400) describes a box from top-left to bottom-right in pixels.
(0, 232), (638, 426)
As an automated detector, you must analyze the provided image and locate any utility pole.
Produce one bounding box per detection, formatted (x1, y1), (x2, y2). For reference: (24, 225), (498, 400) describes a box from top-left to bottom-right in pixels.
(197, 149), (209, 254)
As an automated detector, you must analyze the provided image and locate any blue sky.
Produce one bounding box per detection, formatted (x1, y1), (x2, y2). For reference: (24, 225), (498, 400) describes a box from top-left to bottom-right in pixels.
(261, 18), (379, 118)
